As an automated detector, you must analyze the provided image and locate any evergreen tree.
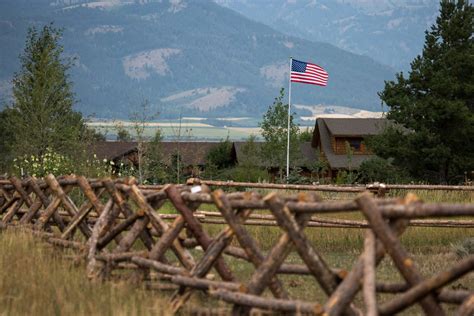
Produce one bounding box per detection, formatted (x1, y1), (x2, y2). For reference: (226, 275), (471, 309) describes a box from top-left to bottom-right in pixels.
(6, 24), (85, 160)
(206, 136), (233, 170)
(259, 88), (301, 181)
(372, 0), (474, 183)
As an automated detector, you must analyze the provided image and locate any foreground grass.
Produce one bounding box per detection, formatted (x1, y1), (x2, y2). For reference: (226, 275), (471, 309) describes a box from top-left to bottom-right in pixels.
(0, 229), (170, 316)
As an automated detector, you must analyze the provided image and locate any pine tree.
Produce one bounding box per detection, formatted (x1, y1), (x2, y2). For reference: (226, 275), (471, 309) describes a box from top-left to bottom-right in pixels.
(372, 0), (474, 183)
(6, 24), (84, 160)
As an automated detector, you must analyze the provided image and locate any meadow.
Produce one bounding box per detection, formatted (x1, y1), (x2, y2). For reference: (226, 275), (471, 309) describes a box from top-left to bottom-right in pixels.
(0, 188), (472, 315)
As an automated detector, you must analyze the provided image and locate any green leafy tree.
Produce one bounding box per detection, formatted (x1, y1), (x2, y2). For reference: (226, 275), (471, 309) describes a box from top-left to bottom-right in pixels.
(129, 99), (159, 183)
(238, 134), (260, 170)
(299, 127), (313, 142)
(231, 134), (269, 182)
(308, 150), (329, 184)
(259, 88), (301, 181)
(5, 24), (85, 161)
(371, 0), (474, 183)
(358, 157), (411, 184)
(146, 129), (168, 184)
(0, 108), (14, 172)
(206, 136), (234, 170)
(115, 122), (131, 141)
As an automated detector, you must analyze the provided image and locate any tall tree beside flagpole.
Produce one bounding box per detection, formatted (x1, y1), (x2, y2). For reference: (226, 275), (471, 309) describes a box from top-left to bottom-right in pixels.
(286, 57), (293, 180)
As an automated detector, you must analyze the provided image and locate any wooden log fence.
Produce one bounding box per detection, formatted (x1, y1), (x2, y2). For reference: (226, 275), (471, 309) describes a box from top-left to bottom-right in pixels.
(0, 175), (473, 315)
(185, 178), (474, 194)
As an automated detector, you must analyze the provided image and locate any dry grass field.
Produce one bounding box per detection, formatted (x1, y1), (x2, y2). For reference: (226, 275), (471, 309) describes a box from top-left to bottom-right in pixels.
(0, 188), (472, 315)
(0, 230), (171, 316)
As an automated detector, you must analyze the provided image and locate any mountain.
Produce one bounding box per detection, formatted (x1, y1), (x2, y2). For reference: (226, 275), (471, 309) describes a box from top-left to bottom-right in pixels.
(215, 0), (439, 70)
(0, 0), (396, 119)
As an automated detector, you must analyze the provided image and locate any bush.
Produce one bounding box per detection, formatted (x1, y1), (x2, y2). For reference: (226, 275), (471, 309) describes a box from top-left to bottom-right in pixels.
(232, 166), (269, 183)
(286, 168), (312, 184)
(12, 148), (114, 178)
(206, 137), (234, 169)
(452, 238), (474, 259)
(358, 157), (410, 184)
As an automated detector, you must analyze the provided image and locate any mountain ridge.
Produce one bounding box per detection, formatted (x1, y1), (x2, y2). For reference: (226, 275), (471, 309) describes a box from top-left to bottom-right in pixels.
(0, 0), (395, 119)
(215, 0), (439, 70)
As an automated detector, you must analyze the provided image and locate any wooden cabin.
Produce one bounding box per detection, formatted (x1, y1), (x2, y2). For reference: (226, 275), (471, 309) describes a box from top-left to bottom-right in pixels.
(311, 117), (389, 178)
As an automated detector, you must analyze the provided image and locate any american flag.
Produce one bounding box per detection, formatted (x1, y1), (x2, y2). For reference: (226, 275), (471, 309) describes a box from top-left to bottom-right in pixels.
(290, 59), (328, 86)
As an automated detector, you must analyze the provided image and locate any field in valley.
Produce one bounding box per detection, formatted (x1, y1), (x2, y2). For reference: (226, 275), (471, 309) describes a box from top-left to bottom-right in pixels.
(87, 119), (315, 141)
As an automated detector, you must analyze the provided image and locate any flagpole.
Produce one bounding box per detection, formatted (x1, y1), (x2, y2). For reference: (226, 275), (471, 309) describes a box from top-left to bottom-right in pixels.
(286, 57), (292, 181)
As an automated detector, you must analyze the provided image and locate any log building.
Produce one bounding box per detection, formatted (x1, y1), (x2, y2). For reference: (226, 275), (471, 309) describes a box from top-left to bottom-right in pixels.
(311, 117), (389, 178)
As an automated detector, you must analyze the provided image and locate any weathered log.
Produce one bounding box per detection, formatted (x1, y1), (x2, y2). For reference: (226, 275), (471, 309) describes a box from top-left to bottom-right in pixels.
(60, 188), (106, 239)
(356, 192), (445, 315)
(28, 177), (66, 231)
(165, 185), (233, 282)
(379, 203), (474, 219)
(363, 230), (377, 316)
(95, 251), (148, 263)
(196, 210), (474, 228)
(171, 275), (242, 292)
(209, 289), (324, 314)
(457, 294), (474, 316)
(0, 191), (18, 214)
(129, 184), (195, 268)
(195, 179), (365, 193)
(114, 216), (149, 253)
(148, 184), (207, 269)
(2, 198), (24, 224)
(213, 189), (288, 300)
(97, 212), (142, 249)
(148, 215), (187, 264)
(87, 198), (114, 278)
(45, 175), (91, 237)
(440, 290), (472, 304)
(189, 179), (474, 192)
(265, 192), (339, 296)
(19, 197), (43, 225)
(379, 255), (474, 315)
(324, 207), (411, 315)
(9, 176), (41, 225)
(131, 256), (186, 276)
(103, 179), (153, 249)
(47, 237), (85, 250)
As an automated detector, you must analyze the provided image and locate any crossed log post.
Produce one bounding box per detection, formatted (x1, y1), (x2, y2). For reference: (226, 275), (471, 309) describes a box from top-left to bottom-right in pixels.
(0, 174), (473, 315)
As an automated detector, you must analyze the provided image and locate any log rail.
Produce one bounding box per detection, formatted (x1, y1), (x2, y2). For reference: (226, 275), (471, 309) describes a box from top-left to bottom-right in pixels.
(0, 175), (473, 315)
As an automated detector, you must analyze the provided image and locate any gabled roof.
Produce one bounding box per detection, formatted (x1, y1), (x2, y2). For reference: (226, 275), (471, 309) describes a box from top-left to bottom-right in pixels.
(91, 141), (138, 161)
(160, 142), (221, 166)
(313, 118), (387, 169)
(90, 141), (222, 166)
(322, 117), (389, 136)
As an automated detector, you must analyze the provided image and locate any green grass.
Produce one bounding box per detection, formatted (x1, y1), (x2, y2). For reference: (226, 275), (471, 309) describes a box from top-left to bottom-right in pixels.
(0, 229), (171, 316)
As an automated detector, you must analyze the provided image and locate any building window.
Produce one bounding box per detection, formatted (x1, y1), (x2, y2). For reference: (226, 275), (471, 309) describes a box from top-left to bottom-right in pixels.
(346, 138), (364, 153)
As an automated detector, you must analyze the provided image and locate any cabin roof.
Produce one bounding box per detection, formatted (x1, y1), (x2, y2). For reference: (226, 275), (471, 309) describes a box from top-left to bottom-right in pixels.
(90, 141), (222, 166)
(322, 117), (389, 136)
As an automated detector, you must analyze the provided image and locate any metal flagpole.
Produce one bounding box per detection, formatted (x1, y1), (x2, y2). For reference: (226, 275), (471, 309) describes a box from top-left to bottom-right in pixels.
(286, 57), (293, 180)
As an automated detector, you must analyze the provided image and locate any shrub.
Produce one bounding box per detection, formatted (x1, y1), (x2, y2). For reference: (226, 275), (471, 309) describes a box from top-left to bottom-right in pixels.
(358, 157), (410, 184)
(452, 238), (474, 259)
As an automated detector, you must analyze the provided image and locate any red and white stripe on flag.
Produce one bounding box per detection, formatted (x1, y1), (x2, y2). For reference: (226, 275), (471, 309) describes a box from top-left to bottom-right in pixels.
(290, 59), (328, 86)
